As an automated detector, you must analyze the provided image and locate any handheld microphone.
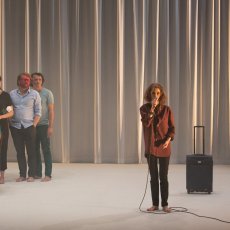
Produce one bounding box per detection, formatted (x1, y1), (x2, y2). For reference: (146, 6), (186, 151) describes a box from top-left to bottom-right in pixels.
(152, 97), (159, 108)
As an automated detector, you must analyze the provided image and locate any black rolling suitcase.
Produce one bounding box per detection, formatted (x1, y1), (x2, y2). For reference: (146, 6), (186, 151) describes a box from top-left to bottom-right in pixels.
(186, 126), (213, 194)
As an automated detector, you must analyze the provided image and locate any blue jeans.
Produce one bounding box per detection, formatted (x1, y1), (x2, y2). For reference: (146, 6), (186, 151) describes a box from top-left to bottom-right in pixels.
(35, 125), (52, 177)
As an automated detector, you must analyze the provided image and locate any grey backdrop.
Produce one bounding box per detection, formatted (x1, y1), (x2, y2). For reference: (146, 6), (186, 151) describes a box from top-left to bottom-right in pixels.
(1, 0), (230, 164)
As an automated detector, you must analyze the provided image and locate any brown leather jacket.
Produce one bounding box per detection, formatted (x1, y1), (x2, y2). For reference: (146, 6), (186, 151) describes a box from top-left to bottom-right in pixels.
(140, 103), (175, 157)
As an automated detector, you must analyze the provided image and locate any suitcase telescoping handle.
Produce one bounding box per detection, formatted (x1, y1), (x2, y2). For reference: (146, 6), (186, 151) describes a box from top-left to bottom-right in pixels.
(194, 126), (205, 155)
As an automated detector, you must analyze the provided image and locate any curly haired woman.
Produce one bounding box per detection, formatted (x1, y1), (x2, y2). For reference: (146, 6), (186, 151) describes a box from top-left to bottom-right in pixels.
(140, 83), (175, 212)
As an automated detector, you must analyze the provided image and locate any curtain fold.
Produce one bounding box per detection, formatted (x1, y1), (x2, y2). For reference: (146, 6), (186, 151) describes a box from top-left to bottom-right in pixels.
(1, 0), (230, 164)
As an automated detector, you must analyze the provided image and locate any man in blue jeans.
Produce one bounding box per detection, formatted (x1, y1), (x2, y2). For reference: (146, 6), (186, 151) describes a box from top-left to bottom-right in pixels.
(10, 73), (41, 182)
(32, 73), (54, 182)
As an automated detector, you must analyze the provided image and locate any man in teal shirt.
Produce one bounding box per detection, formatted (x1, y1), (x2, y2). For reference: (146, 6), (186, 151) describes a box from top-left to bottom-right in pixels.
(32, 73), (54, 182)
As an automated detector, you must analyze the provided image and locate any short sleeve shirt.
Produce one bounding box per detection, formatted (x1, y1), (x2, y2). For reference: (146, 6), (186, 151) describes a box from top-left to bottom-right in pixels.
(38, 88), (54, 126)
(0, 91), (13, 127)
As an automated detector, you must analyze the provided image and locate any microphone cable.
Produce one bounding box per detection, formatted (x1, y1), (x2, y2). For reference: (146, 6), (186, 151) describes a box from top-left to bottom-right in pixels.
(138, 158), (230, 223)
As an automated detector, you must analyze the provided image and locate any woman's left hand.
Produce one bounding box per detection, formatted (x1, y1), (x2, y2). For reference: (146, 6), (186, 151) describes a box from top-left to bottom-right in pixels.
(163, 137), (171, 149)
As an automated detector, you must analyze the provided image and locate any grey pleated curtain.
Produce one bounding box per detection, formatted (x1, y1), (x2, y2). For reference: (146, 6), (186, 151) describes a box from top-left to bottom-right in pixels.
(1, 0), (230, 164)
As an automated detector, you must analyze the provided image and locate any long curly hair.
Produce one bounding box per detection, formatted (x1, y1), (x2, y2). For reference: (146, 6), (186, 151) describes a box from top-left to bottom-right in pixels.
(144, 83), (167, 105)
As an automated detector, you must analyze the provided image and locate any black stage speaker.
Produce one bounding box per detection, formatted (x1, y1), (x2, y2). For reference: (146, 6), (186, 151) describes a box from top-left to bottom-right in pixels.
(186, 126), (213, 194)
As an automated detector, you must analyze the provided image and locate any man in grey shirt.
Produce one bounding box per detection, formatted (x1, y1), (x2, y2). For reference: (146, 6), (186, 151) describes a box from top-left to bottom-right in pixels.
(10, 73), (41, 182)
(32, 73), (54, 182)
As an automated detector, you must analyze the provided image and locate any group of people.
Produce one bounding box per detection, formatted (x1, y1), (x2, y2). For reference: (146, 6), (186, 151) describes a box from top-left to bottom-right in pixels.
(0, 72), (54, 184)
(0, 77), (174, 213)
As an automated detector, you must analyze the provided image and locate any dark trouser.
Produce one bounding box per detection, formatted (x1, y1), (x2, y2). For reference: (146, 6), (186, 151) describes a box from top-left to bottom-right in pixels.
(0, 123), (9, 171)
(35, 125), (52, 177)
(10, 126), (36, 178)
(147, 154), (170, 207)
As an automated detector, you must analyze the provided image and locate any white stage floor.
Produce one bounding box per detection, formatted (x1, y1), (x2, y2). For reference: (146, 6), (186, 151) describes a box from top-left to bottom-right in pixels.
(0, 163), (230, 230)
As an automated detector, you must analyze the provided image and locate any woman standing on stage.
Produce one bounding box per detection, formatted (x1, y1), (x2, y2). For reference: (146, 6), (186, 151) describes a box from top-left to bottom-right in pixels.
(140, 83), (175, 212)
(0, 76), (14, 184)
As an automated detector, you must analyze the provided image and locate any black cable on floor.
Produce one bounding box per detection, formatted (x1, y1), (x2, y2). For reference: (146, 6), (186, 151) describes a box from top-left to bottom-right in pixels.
(139, 163), (230, 223)
(180, 210), (230, 224)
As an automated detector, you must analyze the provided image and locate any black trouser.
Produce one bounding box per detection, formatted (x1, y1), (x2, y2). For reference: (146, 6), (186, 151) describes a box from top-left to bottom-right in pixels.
(147, 154), (170, 207)
(10, 126), (36, 178)
(0, 122), (9, 171)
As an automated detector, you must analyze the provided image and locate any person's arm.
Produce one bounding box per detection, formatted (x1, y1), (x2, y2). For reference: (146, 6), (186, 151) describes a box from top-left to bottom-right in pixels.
(0, 106), (14, 119)
(163, 108), (175, 149)
(47, 103), (54, 137)
(163, 136), (171, 149)
(140, 104), (154, 128)
(33, 115), (40, 127)
(166, 107), (175, 140)
(33, 92), (41, 127)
